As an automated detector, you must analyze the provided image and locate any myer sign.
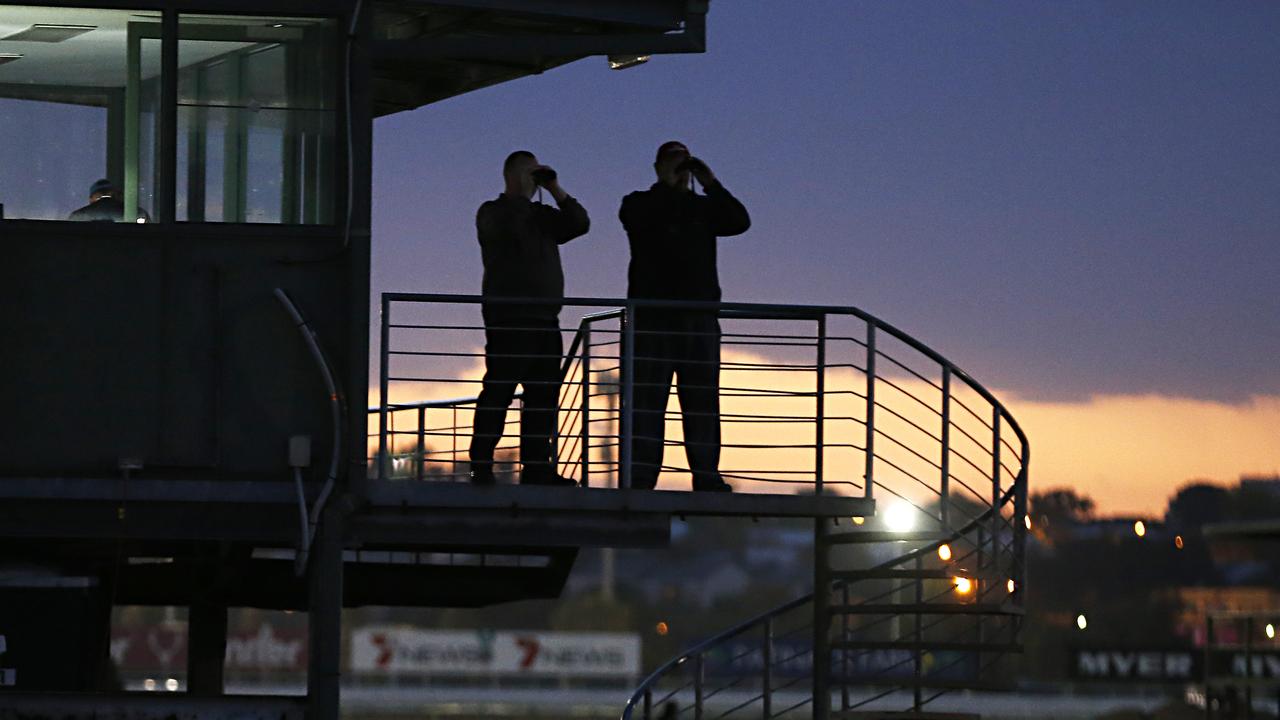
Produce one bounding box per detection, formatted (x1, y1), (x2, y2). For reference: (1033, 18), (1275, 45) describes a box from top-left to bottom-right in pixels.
(1073, 648), (1280, 683)
(350, 627), (641, 679)
(1075, 650), (1196, 682)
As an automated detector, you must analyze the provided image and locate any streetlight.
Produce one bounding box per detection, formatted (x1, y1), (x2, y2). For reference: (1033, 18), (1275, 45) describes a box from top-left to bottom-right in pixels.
(1007, 579), (1016, 594)
(883, 501), (915, 533)
(937, 544), (952, 562)
(1133, 520), (1146, 538)
(1076, 614), (1088, 631)
(1267, 623), (1276, 640)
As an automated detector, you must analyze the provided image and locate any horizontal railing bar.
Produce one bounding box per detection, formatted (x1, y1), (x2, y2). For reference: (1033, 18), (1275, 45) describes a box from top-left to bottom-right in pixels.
(875, 349), (943, 393)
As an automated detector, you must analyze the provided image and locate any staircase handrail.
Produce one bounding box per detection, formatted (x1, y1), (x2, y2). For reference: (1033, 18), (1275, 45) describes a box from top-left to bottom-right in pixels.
(617, 482), (1021, 720)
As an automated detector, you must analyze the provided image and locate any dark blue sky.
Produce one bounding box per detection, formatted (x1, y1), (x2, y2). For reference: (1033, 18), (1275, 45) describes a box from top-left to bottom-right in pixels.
(371, 0), (1280, 403)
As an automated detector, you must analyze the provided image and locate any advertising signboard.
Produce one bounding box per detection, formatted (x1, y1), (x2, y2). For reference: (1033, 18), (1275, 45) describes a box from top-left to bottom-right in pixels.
(348, 627), (641, 679)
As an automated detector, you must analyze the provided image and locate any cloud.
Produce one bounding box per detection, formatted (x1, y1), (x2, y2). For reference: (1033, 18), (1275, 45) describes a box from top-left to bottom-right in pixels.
(1005, 392), (1280, 515)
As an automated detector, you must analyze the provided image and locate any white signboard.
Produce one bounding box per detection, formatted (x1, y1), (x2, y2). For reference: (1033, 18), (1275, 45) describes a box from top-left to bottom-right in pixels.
(350, 627), (640, 678)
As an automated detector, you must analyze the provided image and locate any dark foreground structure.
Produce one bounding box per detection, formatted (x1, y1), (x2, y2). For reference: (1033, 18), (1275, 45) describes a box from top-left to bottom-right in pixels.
(0, 2), (1028, 718)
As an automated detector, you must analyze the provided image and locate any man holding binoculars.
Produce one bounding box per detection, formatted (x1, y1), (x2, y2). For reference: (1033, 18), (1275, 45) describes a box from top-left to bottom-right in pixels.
(469, 151), (590, 486)
(620, 141), (752, 492)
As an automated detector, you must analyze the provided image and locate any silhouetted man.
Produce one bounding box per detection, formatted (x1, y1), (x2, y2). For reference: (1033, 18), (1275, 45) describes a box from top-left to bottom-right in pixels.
(619, 141), (750, 491)
(68, 179), (150, 222)
(469, 151), (590, 486)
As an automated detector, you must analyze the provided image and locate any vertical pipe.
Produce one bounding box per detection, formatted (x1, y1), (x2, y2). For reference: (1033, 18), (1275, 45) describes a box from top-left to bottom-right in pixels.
(940, 367), (952, 529)
(620, 306), (635, 490)
(762, 619), (773, 719)
(581, 326), (592, 487)
(813, 517), (831, 720)
(643, 688), (653, 720)
(991, 410), (1002, 572)
(378, 296), (390, 481)
(815, 315), (826, 495)
(694, 653), (705, 720)
(864, 323), (876, 499)
(415, 406), (425, 482)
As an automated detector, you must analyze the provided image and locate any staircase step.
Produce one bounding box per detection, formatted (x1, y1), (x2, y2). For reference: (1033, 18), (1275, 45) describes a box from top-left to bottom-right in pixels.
(831, 568), (996, 582)
(829, 707), (977, 712)
(831, 640), (1021, 653)
(829, 602), (1024, 616)
(826, 531), (952, 545)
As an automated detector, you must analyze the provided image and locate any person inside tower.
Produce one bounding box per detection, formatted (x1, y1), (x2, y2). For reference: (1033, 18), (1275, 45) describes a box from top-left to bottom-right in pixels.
(67, 179), (151, 222)
(619, 141), (751, 492)
(469, 151), (590, 486)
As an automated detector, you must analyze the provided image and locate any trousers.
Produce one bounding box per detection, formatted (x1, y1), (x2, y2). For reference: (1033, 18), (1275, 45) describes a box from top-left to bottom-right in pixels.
(629, 310), (722, 489)
(469, 316), (562, 470)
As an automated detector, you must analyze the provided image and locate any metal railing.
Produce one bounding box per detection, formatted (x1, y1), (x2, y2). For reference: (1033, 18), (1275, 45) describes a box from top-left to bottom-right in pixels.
(372, 292), (1029, 717)
(374, 294), (1021, 502)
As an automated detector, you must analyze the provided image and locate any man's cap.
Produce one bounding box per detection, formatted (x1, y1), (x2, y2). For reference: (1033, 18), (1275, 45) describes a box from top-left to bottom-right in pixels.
(89, 178), (116, 196)
(655, 141), (688, 162)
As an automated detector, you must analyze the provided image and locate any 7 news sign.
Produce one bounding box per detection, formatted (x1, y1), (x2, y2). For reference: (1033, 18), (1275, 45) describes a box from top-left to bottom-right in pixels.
(349, 627), (641, 678)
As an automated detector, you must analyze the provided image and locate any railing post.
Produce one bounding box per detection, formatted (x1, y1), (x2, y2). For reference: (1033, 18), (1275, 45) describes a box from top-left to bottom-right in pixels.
(815, 315), (826, 495)
(620, 305), (635, 490)
(451, 406), (458, 478)
(991, 409), (1002, 572)
(415, 406), (425, 482)
(864, 323), (876, 499)
(378, 295), (391, 481)
(840, 583), (850, 711)
(581, 326), (592, 487)
(913, 554), (924, 711)
(694, 652), (705, 720)
(762, 618), (773, 719)
(644, 688), (653, 720)
(813, 518), (831, 720)
(940, 367), (951, 529)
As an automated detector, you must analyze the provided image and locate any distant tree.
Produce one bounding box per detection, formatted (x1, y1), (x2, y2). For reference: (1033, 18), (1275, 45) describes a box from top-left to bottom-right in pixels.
(1030, 487), (1095, 530)
(1165, 481), (1229, 531)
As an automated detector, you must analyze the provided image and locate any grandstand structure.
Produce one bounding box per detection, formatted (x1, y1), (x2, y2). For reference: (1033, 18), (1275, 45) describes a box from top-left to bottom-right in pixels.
(0, 2), (1028, 718)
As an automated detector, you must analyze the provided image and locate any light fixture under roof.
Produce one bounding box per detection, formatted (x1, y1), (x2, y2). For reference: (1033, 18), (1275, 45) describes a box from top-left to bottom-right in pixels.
(1, 24), (97, 43)
(0, 53), (23, 66)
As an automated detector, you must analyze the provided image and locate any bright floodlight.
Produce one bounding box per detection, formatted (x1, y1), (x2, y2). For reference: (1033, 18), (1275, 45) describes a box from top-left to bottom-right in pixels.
(954, 577), (973, 594)
(1267, 623), (1276, 640)
(937, 544), (952, 562)
(1076, 614), (1088, 630)
(165, 678), (178, 691)
(1133, 520), (1146, 537)
(883, 501), (915, 532)
(1024, 515), (1032, 530)
(1007, 579), (1016, 593)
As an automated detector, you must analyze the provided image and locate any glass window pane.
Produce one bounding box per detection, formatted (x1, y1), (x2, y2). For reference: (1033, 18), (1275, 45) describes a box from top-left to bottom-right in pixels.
(0, 5), (161, 222)
(177, 14), (336, 225)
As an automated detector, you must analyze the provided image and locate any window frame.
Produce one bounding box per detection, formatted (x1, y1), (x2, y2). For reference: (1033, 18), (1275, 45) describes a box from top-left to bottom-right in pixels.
(0, 0), (347, 230)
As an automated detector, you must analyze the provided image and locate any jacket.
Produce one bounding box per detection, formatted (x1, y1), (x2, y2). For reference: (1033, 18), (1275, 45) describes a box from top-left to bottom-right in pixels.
(619, 181), (750, 302)
(476, 193), (590, 320)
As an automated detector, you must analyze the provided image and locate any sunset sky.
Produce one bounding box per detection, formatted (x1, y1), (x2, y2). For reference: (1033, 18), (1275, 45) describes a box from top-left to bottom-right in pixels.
(369, 1), (1280, 516)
